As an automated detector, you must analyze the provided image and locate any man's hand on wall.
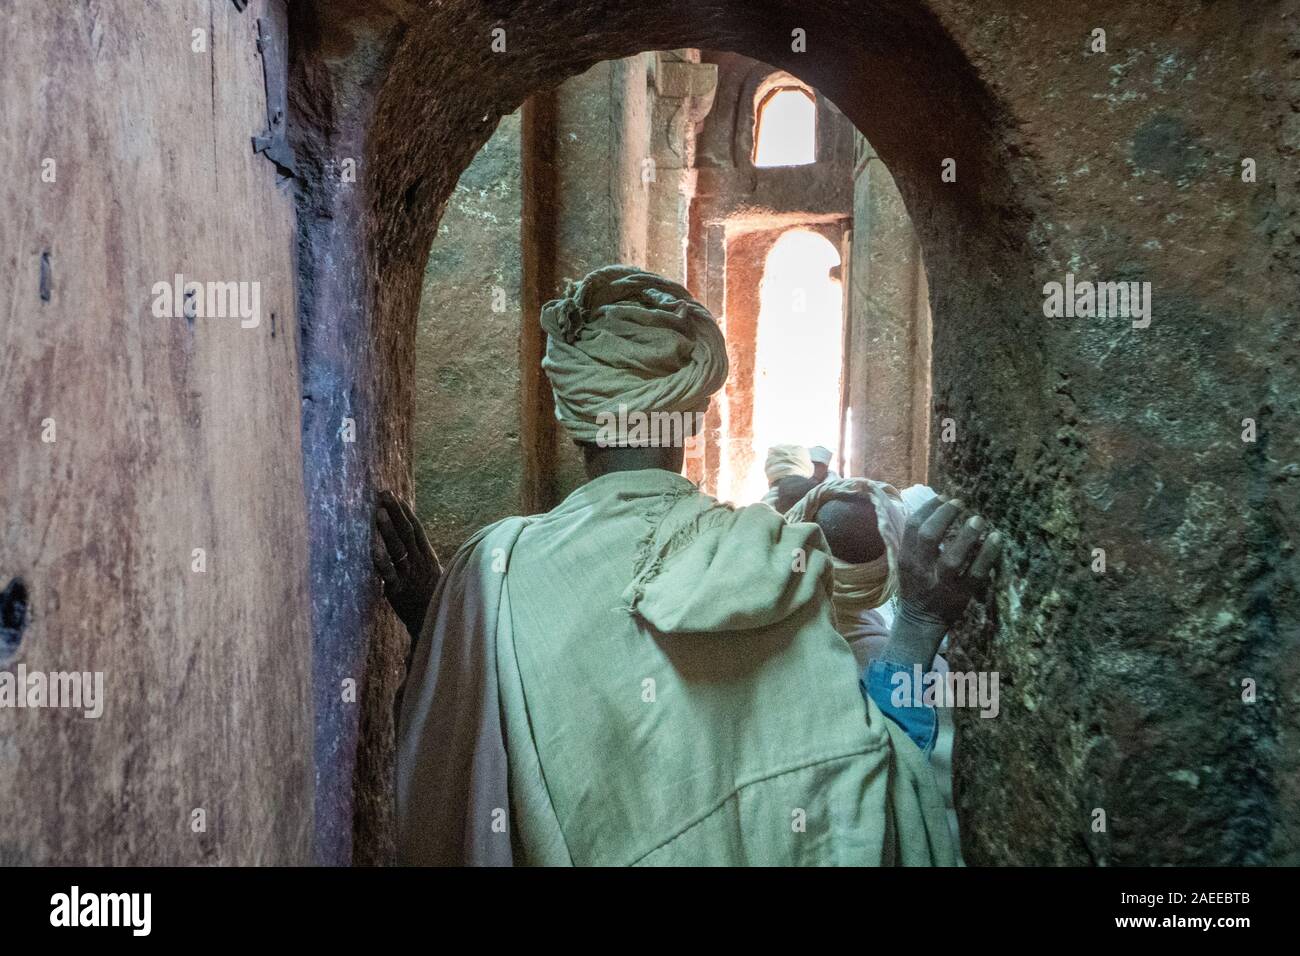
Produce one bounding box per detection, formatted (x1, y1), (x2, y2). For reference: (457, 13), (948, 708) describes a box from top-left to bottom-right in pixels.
(373, 491), (441, 640)
(885, 496), (1003, 667)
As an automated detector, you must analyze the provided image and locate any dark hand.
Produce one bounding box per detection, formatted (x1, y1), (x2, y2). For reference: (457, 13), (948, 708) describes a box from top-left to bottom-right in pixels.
(372, 491), (441, 639)
(898, 496), (1003, 627)
(881, 496), (1003, 668)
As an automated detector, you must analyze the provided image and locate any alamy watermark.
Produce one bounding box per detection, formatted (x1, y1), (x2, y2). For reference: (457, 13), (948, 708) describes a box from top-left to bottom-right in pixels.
(0, 664), (104, 719)
(1042, 273), (1151, 328)
(595, 405), (707, 461)
(151, 274), (261, 328)
(50, 886), (150, 936)
(890, 664), (1000, 718)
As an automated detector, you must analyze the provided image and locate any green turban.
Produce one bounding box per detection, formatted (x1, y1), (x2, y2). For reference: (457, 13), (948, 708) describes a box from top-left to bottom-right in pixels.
(540, 265), (729, 445)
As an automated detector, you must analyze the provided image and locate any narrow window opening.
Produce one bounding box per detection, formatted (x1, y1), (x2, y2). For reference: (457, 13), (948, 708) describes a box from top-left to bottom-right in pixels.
(753, 86), (817, 167)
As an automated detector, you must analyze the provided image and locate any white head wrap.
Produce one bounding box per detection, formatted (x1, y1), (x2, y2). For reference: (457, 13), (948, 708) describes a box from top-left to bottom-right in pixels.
(540, 265), (729, 445)
(784, 477), (908, 618)
(808, 445), (833, 465)
(763, 444), (813, 484)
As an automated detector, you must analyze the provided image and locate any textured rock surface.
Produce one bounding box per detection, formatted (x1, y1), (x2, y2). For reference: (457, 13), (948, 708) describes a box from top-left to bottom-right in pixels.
(414, 111), (525, 561)
(292, 0), (1299, 864)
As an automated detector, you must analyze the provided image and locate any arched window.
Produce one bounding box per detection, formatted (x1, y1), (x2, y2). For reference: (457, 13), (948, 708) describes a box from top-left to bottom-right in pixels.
(753, 86), (817, 167)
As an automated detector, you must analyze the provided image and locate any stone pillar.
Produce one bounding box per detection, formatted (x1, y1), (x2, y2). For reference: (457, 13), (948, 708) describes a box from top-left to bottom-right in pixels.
(548, 53), (655, 498)
(718, 229), (773, 497)
(554, 54), (653, 274)
(845, 132), (932, 487)
(646, 52), (717, 283)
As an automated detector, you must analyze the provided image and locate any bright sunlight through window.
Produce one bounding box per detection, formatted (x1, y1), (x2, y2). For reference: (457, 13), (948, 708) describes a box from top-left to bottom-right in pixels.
(753, 87), (817, 167)
(739, 229), (844, 502)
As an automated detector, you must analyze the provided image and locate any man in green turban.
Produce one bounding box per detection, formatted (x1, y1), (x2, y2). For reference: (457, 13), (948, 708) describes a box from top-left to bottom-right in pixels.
(383, 265), (1001, 865)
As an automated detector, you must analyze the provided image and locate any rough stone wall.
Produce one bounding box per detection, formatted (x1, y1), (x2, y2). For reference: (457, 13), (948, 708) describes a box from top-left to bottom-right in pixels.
(413, 111), (525, 561)
(292, 0), (1297, 865)
(288, 0), (408, 866)
(1, 0), (313, 864)
(933, 1), (1300, 867)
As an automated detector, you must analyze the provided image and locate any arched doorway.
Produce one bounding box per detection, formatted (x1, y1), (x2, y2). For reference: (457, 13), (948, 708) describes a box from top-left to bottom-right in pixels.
(1, 0), (1284, 871)
(290, 0), (1052, 866)
(741, 229), (845, 501)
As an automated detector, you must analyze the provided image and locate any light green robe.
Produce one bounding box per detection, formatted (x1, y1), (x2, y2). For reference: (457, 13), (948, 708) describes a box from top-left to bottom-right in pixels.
(397, 468), (953, 866)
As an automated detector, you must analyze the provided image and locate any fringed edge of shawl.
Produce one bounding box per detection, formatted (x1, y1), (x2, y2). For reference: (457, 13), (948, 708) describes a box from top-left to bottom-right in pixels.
(619, 487), (735, 616)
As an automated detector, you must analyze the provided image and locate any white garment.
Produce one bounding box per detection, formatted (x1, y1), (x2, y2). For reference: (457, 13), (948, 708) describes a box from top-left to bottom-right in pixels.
(898, 483), (938, 513)
(835, 482), (964, 864)
(763, 444), (813, 483)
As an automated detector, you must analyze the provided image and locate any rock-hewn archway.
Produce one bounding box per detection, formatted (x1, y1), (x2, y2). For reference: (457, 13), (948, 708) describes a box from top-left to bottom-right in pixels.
(291, 0), (1297, 866)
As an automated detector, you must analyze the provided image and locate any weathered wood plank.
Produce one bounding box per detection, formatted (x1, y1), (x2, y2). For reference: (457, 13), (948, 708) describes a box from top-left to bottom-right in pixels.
(0, 0), (312, 865)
